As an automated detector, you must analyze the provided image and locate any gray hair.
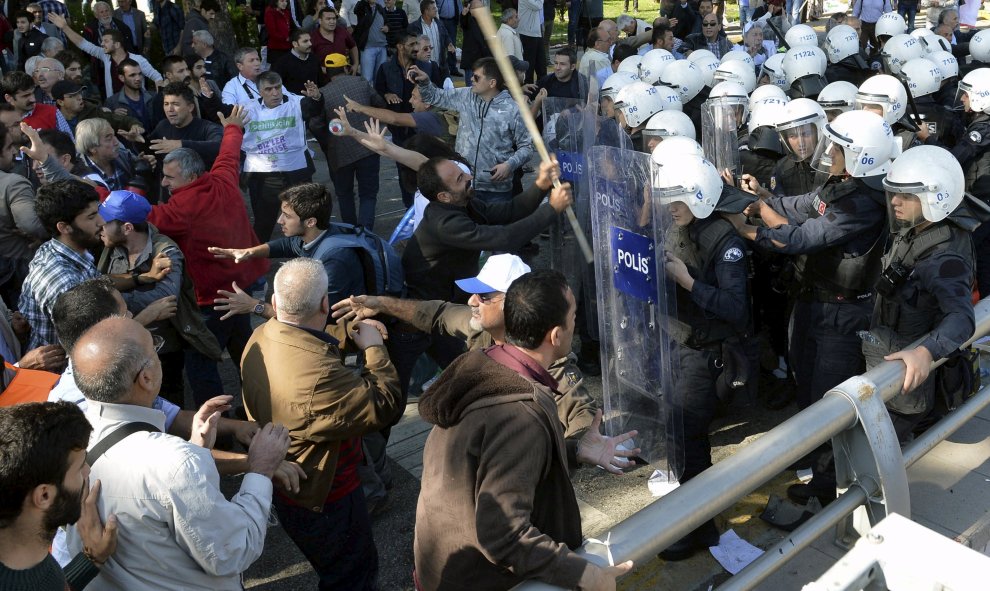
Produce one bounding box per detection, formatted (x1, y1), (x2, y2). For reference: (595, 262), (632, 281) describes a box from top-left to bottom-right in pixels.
(163, 148), (206, 180)
(274, 258), (328, 318)
(616, 14), (634, 30)
(938, 8), (958, 24)
(92, 1), (111, 12)
(258, 70), (282, 87)
(500, 8), (516, 23)
(38, 57), (65, 74)
(24, 55), (41, 76)
(73, 330), (148, 404)
(41, 37), (65, 56)
(75, 118), (113, 157)
(234, 47), (260, 64)
(192, 29), (215, 46)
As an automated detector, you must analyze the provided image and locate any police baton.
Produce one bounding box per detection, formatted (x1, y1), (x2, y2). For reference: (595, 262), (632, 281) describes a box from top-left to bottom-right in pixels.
(471, 5), (595, 264)
(765, 18), (789, 51)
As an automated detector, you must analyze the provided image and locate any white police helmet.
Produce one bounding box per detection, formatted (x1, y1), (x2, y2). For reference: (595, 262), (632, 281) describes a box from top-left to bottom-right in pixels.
(901, 58), (943, 99)
(911, 27), (951, 54)
(689, 52), (721, 87)
(687, 49), (717, 64)
(883, 145), (965, 229)
(643, 110), (697, 151)
(749, 84), (788, 112)
(784, 23), (818, 48)
(812, 110), (899, 177)
(658, 60), (706, 102)
(653, 155), (723, 219)
(823, 24), (860, 64)
(639, 49), (675, 85)
(748, 96), (789, 134)
(875, 12), (908, 39)
(856, 74), (908, 125)
(881, 34), (925, 75)
(713, 59), (757, 93)
(651, 136), (705, 167)
(618, 55), (644, 77)
(817, 81), (859, 117)
(601, 71), (641, 102)
(957, 68), (990, 114)
(970, 30), (990, 64)
(775, 97), (826, 161)
(759, 53), (787, 89)
(928, 50), (959, 79)
(783, 46), (827, 86)
(614, 81), (667, 128)
(721, 50), (756, 70)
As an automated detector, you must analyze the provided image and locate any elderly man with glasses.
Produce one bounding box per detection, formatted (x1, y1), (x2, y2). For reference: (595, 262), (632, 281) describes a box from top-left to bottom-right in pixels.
(683, 13), (733, 58)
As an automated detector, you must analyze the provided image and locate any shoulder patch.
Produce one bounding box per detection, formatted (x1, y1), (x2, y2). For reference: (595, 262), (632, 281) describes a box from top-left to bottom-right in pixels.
(970, 130), (983, 143)
(723, 247), (744, 262)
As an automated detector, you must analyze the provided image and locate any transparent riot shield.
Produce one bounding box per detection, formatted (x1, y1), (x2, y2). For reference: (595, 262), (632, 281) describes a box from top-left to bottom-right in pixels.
(702, 98), (743, 181)
(544, 84), (604, 347)
(588, 144), (682, 475)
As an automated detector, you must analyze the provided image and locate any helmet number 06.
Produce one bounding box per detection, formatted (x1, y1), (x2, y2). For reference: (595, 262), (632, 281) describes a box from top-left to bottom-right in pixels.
(861, 156), (875, 165)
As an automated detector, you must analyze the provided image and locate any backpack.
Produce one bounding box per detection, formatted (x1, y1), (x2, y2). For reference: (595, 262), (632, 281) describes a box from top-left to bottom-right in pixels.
(315, 223), (405, 296)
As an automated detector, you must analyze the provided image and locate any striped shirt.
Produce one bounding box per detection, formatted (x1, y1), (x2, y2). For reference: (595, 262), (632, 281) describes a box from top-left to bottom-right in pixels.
(19, 239), (100, 349)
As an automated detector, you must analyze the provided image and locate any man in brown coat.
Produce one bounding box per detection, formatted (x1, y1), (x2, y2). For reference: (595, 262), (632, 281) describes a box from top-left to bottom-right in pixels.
(411, 270), (636, 591)
(240, 257), (401, 590)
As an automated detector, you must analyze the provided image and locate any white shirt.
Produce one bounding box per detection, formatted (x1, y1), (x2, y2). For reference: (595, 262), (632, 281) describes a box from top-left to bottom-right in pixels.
(497, 23), (524, 60)
(221, 74), (261, 106)
(422, 18), (441, 64)
(65, 400), (273, 591)
(73, 38), (162, 99)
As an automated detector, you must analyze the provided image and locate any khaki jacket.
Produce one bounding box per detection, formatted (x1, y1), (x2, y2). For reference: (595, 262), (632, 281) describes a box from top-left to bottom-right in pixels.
(240, 319), (401, 511)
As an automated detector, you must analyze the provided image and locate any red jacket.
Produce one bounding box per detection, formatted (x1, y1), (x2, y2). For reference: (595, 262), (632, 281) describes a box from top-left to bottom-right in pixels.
(22, 104), (57, 130)
(265, 7), (293, 51)
(147, 125), (269, 306)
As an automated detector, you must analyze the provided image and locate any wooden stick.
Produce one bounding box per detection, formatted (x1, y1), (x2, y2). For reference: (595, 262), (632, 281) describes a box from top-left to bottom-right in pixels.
(471, 5), (595, 264)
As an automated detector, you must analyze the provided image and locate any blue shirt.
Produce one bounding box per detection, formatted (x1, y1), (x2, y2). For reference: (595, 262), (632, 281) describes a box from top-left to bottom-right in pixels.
(19, 239), (100, 349)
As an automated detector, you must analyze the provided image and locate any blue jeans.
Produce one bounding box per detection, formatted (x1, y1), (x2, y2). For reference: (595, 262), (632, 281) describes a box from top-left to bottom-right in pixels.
(273, 488), (378, 591)
(360, 45), (388, 82)
(898, 5), (918, 30)
(738, 5), (751, 29)
(331, 154), (381, 229)
(184, 306), (254, 407)
(568, 0), (581, 45)
(789, 298), (870, 410)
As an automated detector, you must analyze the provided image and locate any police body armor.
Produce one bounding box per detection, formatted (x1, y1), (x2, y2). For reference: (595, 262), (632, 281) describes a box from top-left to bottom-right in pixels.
(664, 216), (741, 348)
(963, 113), (990, 199)
(794, 177), (887, 300)
(876, 222), (974, 339)
(770, 156), (817, 197)
(824, 55), (872, 86)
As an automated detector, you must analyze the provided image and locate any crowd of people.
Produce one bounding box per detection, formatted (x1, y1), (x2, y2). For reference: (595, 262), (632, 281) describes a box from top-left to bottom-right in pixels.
(0, 0), (989, 589)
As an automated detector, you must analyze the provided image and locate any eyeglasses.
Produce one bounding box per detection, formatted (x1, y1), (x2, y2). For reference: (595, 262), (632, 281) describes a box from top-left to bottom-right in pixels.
(132, 334), (165, 384)
(36, 67), (55, 73)
(703, 21), (718, 26)
(478, 293), (504, 304)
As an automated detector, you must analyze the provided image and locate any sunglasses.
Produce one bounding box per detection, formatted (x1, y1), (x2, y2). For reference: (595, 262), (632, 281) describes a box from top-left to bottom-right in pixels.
(703, 21), (718, 26)
(478, 293), (504, 304)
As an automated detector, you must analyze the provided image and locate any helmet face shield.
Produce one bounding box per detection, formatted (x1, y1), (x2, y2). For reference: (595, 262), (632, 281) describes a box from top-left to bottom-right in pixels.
(855, 92), (896, 121)
(954, 82), (972, 112)
(884, 189), (927, 233)
(811, 134), (847, 176)
(779, 122), (819, 161)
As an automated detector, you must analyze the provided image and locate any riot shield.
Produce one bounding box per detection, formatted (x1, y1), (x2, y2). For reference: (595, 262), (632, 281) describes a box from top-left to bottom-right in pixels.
(544, 85), (604, 346)
(588, 144), (682, 475)
(702, 98), (742, 180)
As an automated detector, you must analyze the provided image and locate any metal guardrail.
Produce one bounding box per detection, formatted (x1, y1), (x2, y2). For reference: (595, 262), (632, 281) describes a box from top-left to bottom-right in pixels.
(516, 298), (990, 591)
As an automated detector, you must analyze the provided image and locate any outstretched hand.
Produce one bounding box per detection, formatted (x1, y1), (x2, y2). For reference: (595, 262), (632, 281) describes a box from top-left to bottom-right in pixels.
(576, 410), (640, 474)
(219, 104), (248, 129)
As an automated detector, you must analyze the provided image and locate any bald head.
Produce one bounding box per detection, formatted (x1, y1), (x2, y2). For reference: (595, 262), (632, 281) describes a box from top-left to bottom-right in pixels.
(273, 258), (329, 323)
(72, 317), (158, 405)
(599, 19), (618, 44)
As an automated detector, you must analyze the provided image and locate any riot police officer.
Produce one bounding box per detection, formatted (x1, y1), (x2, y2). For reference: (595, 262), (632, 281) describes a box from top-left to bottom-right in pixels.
(613, 81), (682, 151)
(769, 98), (826, 197)
(920, 68), (990, 296)
(658, 154), (752, 560)
(729, 111), (897, 503)
(868, 145), (976, 438)
(659, 60), (709, 140)
(823, 25), (872, 86)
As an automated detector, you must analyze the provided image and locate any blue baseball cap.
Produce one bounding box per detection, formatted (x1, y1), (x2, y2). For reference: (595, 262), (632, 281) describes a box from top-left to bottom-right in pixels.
(455, 254), (531, 294)
(98, 190), (151, 224)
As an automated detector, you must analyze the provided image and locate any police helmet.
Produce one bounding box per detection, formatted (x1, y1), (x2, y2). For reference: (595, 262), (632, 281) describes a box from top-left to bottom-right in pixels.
(817, 81), (859, 118)
(957, 68), (990, 114)
(775, 98), (826, 161)
(875, 12), (908, 39)
(900, 58), (943, 99)
(823, 24), (860, 64)
(813, 110), (899, 178)
(658, 60), (706, 102)
(653, 155), (723, 219)
(614, 81), (668, 128)
(881, 34), (925, 75)
(759, 53), (787, 89)
(640, 49), (676, 85)
(855, 75), (908, 125)
(969, 29), (990, 64)
(601, 71), (641, 102)
(784, 23), (818, 48)
(929, 50), (959, 79)
(883, 145), (965, 227)
(714, 59), (757, 93)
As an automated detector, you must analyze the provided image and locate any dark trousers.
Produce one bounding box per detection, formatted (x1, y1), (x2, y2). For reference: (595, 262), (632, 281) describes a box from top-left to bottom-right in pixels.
(386, 325), (466, 400)
(972, 222), (990, 298)
(520, 33), (544, 84)
(184, 306), (254, 407)
(860, 21), (878, 52)
(672, 345), (721, 482)
(330, 154), (381, 230)
(273, 488), (379, 591)
(789, 298), (871, 410)
(158, 350), (187, 408)
(247, 167), (314, 243)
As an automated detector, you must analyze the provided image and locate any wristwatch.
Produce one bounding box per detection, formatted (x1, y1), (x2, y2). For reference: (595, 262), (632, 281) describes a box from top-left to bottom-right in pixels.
(253, 300), (265, 315)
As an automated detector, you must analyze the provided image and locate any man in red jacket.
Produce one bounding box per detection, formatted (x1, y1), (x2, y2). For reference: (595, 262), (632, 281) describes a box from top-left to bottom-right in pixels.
(147, 104), (269, 402)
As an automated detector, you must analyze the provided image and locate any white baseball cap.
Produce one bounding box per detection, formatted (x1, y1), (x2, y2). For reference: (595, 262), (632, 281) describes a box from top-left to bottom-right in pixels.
(454, 254), (531, 294)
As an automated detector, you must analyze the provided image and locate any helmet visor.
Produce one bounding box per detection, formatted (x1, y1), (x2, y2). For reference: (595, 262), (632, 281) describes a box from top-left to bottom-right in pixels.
(954, 81), (974, 113)
(855, 91), (894, 120)
(883, 188), (928, 233)
(778, 122), (820, 161)
(810, 132), (848, 176)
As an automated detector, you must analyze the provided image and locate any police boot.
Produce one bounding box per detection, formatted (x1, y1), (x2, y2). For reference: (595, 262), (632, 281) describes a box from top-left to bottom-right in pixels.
(658, 519), (720, 561)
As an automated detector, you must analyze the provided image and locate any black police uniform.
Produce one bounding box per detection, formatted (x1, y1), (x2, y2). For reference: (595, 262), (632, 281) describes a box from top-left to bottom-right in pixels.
(864, 209), (976, 437)
(755, 175), (887, 409)
(824, 55), (872, 86)
(924, 111), (990, 295)
(660, 213), (749, 557)
(665, 216), (750, 481)
(769, 156), (818, 198)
